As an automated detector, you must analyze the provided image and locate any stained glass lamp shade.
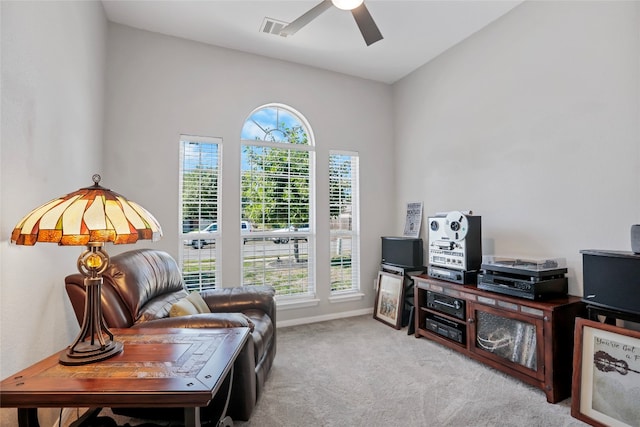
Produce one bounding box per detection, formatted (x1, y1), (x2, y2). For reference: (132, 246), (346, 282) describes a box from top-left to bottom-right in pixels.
(11, 174), (162, 365)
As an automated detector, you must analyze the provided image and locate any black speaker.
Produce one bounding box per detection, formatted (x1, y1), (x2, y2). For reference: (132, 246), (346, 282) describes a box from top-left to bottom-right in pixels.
(581, 250), (640, 316)
(631, 224), (640, 254)
(381, 237), (423, 269)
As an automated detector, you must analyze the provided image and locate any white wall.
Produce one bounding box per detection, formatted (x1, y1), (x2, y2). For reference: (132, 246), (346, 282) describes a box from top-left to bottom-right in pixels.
(102, 24), (395, 324)
(393, 0), (640, 297)
(0, 1), (107, 424)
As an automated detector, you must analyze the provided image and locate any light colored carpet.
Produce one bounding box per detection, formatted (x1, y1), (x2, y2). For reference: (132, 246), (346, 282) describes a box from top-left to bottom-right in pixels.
(103, 315), (588, 426)
(236, 314), (587, 427)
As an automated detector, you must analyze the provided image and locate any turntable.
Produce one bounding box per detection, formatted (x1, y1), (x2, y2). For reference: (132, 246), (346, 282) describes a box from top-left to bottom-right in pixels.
(478, 256), (568, 300)
(481, 256), (568, 278)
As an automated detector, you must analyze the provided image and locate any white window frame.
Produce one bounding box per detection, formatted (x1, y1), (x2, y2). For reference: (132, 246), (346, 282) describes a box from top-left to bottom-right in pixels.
(178, 135), (222, 291)
(328, 150), (361, 299)
(240, 104), (316, 301)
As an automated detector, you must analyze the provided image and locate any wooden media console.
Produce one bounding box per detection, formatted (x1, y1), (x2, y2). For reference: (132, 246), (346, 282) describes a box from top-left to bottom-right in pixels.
(413, 275), (585, 403)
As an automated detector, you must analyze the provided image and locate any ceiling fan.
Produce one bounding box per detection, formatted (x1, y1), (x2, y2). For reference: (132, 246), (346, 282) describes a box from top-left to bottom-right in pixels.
(280, 0), (383, 46)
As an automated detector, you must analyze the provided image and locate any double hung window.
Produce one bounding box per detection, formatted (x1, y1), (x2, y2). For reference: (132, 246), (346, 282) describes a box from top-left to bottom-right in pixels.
(329, 151), (360, 293)
(179, 136), (221, 291)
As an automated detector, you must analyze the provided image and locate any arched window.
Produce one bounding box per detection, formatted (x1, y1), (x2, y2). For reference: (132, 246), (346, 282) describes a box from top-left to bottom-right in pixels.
(241, 105), (312, 144)
(240, 104), (315, 297)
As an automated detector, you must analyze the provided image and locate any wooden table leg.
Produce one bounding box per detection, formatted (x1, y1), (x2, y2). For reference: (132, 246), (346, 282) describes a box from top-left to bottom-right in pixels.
(184, 407), (201, 427)
(17, 408), (39, 427)
(185, 366), (236, 427)
(216, 366), (234, 427)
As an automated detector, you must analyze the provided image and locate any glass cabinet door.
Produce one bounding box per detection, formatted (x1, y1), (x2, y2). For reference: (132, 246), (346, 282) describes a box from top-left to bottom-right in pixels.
(469, 302), (545, 381)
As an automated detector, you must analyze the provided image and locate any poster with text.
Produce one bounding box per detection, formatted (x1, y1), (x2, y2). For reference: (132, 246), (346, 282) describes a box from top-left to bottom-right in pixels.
(578, 323), (640, 427)
(403, 202), (423, 238)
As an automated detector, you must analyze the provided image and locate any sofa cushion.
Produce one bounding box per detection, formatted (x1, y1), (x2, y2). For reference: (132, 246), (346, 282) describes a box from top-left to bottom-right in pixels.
(169, 292), (212, 317)
(187, 291), (211, 313)
(105, 249), (186, 320)
(137, 290), (189, 323)
(170, 298), (199, 317)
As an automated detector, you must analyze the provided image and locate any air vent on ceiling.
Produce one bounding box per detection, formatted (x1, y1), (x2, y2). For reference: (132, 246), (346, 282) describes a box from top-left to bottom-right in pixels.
(261, 17), (289, 37)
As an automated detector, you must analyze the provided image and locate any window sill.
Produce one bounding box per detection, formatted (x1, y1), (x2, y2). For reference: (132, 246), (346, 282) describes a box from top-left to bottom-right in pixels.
(276, 297), (320, 310)
(328, 292), (365, 304)
(274, 292), (365, 310)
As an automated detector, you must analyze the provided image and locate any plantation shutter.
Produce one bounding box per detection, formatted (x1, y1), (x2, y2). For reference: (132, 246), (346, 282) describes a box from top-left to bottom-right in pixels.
(329, 151), (360, 293)
(179, 137), (220, 291)
(240, 104), (314, 297)
(241, 143), (314, 296)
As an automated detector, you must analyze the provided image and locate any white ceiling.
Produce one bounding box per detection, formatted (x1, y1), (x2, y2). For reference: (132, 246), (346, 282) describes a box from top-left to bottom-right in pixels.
(101, 0), (523, 84)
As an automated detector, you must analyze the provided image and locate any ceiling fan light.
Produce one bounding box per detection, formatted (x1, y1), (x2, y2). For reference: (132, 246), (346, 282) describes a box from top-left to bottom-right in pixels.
(331, 0), (364, 11)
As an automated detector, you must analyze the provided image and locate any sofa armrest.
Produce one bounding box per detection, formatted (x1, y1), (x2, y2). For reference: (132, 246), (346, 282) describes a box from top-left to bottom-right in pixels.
(130, 312), (255, 331)
(200, 286), (276, 320)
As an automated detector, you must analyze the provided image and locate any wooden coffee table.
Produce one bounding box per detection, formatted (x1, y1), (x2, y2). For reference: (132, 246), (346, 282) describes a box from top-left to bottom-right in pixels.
(0, 327), (250, 427)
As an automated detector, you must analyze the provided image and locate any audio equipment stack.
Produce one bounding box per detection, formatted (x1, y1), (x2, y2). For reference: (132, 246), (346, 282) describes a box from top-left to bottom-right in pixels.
(427, 210), (482, 285)
(478, 256), (568, 300)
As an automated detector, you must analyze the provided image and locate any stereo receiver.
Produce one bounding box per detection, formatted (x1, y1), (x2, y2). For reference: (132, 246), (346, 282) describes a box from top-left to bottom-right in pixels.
(425, 313), (465, 344)
(426, 290), (465, 320)
(428, 265), (478, 285)
(479, 256), (568, 300)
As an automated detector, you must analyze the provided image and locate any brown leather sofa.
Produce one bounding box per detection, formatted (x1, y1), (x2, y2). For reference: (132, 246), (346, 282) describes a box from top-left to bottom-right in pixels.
(65, 248), (276, 422)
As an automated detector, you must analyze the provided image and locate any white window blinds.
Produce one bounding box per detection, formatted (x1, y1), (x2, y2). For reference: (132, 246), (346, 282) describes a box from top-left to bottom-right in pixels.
(179, 137), (221, 291)
(330, 151), (360, 293)
(240, 105), (315, 297)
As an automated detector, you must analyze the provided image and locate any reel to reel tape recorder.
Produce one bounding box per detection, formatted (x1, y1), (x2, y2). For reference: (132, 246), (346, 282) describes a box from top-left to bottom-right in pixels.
(427, 211), (482, 284)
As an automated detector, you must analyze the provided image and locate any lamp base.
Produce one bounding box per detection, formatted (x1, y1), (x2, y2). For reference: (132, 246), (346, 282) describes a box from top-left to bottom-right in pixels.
(59, 340), (123, 366)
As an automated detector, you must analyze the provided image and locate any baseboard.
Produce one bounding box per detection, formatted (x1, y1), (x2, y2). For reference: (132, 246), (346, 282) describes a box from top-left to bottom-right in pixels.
(277, 308), (372, 328)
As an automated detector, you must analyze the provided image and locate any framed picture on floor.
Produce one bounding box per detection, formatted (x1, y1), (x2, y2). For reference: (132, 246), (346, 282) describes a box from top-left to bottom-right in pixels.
(374, 271), (404, 329)
(571, 317), (640, 427)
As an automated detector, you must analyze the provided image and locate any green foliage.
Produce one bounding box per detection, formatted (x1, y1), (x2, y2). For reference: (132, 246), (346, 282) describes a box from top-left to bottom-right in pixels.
(182, 167), (218, 230)
(329, 156), (352, 218)
(242, 124), (310, 227)
(329, 155), (353, 219)
(330, 255), (354, 292)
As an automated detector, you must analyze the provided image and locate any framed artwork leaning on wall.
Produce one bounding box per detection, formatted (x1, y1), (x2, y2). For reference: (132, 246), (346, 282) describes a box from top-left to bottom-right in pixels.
(571, 318), (640, 427)
(374, 271), (404, 330)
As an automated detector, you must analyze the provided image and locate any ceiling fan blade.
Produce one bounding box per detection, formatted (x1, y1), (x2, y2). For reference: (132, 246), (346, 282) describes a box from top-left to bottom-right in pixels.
(351, 3), (383, 46)
(280, 0), (333, 37)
